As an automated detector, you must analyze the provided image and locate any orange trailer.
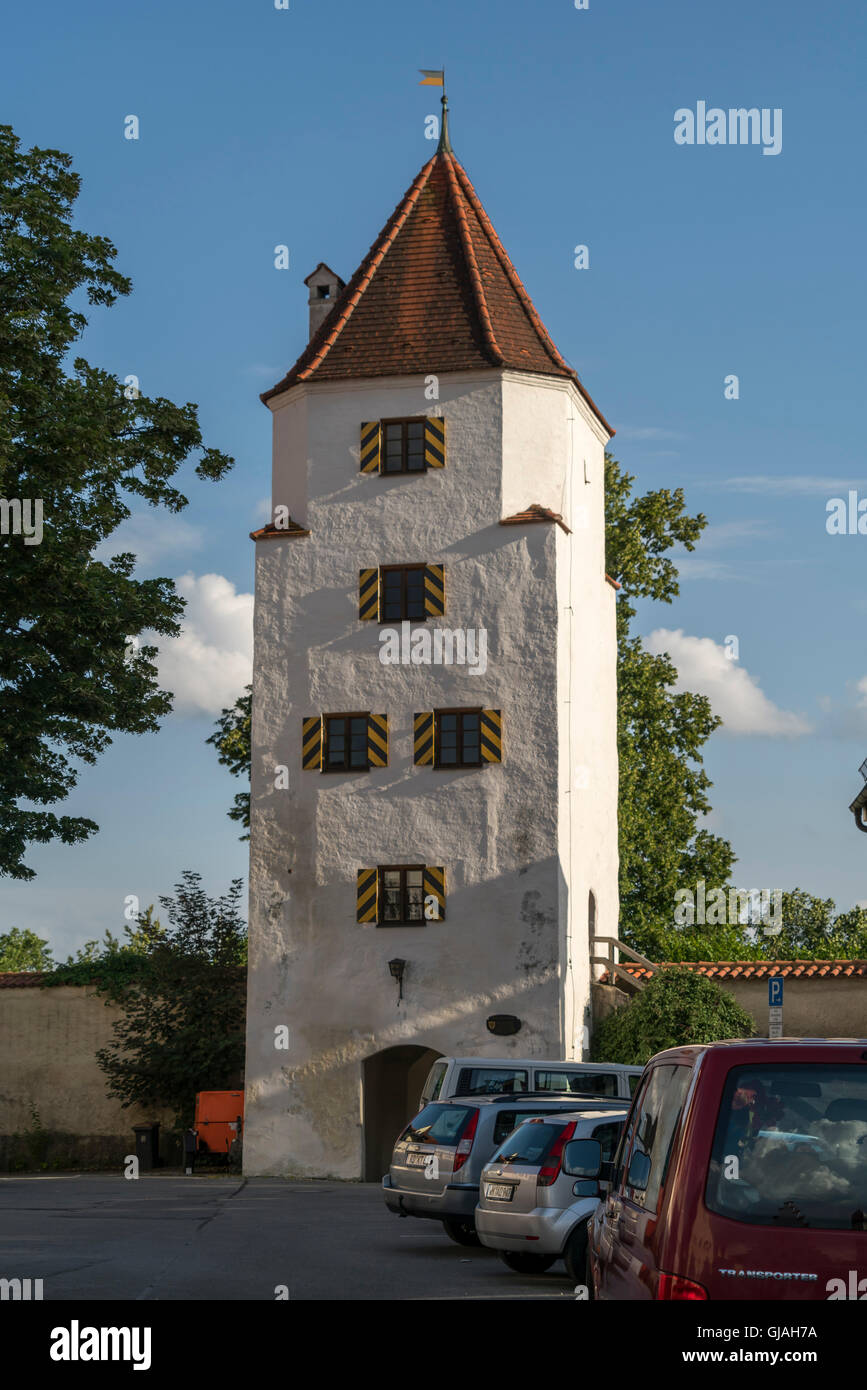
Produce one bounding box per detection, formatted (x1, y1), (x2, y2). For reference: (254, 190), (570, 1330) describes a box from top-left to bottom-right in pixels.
(193, 1090), (244, 1156)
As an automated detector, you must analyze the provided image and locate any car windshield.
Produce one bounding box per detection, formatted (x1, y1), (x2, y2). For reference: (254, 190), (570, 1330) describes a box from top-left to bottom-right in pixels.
(705, 1063), (867, 1230)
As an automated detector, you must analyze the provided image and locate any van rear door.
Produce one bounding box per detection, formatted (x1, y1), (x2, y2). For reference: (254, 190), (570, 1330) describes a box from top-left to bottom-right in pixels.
(690, 1059), (867, 1300)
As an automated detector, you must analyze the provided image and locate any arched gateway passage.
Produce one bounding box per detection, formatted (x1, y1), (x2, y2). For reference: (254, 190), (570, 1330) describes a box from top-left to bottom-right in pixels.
(362, 1044), (441, 1182)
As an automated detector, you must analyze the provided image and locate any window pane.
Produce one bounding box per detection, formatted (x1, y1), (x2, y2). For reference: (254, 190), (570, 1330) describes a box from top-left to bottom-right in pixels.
(382, 571), (402, 620)
(440, 714), (457, 732)
(406, 870), (423, 886)
(407, 422), (424, 440)
(383, 871), (400, 887)
(705, 1064), (867, 1231)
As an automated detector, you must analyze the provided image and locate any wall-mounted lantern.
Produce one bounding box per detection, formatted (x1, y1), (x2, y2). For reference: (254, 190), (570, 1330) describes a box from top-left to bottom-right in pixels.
(388, 958), (406, 1006)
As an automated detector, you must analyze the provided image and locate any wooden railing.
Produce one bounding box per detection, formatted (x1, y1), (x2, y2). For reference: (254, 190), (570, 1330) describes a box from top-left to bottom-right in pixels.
(590, 935), (658, 994)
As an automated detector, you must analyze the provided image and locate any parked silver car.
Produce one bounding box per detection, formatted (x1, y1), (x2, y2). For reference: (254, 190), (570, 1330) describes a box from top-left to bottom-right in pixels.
(476, 1108), (627, 1278)
(382, 1094), (626, 1245)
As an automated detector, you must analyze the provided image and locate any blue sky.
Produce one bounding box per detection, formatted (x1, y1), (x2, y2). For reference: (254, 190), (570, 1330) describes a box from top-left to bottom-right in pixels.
(4, 0), (867, 956)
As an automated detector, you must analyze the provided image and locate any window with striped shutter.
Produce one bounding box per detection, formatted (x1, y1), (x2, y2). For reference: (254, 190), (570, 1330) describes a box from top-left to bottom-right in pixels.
(359, 568), (380, 620)
(423, 866), (446, 920)
(423, 563), (445, 616)
(414, 710), (502, 766)
(480, 709), (503, 762)
(360, 422), (381, 473)
(301, 716), (323, 770)
(360, 417), (445, 473)
(413, 712), (435, 765)
(424, 416), (446, 468)
(367, 714), (389, 767)
(357, 869), (378, 923)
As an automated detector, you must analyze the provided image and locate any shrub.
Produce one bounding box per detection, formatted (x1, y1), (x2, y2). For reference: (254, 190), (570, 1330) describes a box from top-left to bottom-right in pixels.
(591, 965), (755, 1066)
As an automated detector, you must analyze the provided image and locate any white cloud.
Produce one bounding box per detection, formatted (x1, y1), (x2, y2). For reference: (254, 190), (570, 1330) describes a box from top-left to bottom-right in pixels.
(148, 572), (253, 716)
(719, 476), (867, 496)
(94, 512), (204, 568)
(644, 628), (812, 737)
(615, 425), (684, 442)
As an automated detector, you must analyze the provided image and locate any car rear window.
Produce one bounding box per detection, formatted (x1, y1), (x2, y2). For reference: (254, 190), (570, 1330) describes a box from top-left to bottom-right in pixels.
(492, 1106), (580, 1146)
(490, 1120), (568, 1165)
(705, 1064), (867, 1231)
(535, 1069), (618, 1097)
(454, 1067), (529, 1096)
(400, 1103), (476, 1147)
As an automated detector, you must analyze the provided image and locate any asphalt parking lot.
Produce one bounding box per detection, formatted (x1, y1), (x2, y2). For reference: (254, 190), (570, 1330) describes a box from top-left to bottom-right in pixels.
(0, 1174), (582, 1301)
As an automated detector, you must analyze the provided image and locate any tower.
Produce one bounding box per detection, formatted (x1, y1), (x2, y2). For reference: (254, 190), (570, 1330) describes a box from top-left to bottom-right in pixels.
(244, 104), (619, 1178)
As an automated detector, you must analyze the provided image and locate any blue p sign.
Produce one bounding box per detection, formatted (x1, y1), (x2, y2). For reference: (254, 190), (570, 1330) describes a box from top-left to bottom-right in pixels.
(769, 977), (784, 1007)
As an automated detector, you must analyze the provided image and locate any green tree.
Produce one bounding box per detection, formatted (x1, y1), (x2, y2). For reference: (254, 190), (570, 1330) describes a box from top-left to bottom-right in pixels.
(0, 126), (234, 879)
(605, 453), (736, 953)
(95, 872), (247, 1129)
(591, 966), (755, 1066)
(0, 925), (54, 971)
(206, 686), (251, 837)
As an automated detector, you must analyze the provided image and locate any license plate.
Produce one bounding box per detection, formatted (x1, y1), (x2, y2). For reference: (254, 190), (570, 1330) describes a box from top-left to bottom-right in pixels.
(406, 1152), (430, 1167)
(484, 1182), (515, 1201)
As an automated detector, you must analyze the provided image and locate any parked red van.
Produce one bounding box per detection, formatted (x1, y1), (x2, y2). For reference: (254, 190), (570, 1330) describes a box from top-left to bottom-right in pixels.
(585, 1039), (867, 1299)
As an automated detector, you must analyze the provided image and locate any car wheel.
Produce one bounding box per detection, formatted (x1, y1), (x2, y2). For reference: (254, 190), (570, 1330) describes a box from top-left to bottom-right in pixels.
(562, 1220), (590, 1286)
(442, 1218), (481, 1246)
(499, 1251), (557, 1274)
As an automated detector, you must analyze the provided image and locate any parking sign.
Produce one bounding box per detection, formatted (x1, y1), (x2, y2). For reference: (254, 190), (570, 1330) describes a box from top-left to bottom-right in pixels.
(768, 977), (784, 1008)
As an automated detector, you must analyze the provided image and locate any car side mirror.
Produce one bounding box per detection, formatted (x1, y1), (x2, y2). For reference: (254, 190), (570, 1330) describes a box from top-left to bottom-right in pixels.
(562, 1138), (602, 1178)
(626, 1149), (651, 1191)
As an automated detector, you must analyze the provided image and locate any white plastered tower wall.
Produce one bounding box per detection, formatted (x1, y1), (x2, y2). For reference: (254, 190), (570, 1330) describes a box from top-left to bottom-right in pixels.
(243, 367), (618, 1178)
(500, 372), (619, 1062)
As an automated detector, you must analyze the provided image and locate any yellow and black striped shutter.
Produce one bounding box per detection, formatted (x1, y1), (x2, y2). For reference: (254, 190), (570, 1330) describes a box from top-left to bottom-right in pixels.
(424, 416), (446, 469)
(413, 712), (434, 766)
(302, 716), (323, 770)
(423, 866), (446, 921)
(367, 714), (388, 768)
(423, 564), (445, 617)
(359, 568), (380, 620)
(480, 709), (503, 763)
(360, 421), (381, 473)
(357, 868), (379, 924)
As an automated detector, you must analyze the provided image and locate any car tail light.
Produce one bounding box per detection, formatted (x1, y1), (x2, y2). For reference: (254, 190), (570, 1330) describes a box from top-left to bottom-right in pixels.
(453, 1108), (480, 1173)
(537, 1120), (577, 1187)
(657, 1272), (708, 1301)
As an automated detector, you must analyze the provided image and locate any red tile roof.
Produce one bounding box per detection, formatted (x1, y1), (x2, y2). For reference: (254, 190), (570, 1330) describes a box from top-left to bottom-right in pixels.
(500, 504), (571, 534)
(605, 960), (867, 984)
(262, 148), (612, 436)
(249, 519), (310, 541)
(0, 971), (48, 988)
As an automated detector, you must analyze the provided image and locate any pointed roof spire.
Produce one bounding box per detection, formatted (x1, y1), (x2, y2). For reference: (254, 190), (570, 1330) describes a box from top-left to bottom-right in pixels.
(261, 100), (612, 436)
(438, 91), (453, 155)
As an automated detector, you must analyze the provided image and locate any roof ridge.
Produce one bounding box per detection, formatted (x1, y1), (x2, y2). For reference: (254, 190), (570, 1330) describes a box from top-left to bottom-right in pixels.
(262, 155), (438, 401)
(449, 157), (570, 377)
(442, 153), (503, 366)
(296, 154), (438, 384)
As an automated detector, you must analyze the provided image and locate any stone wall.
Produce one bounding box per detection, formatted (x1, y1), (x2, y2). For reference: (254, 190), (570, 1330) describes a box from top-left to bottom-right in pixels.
(0, 980), (174, 1169)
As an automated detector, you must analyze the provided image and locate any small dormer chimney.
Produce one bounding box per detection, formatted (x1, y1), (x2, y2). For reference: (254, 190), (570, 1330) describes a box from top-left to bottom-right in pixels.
(303, 263), (346, 342)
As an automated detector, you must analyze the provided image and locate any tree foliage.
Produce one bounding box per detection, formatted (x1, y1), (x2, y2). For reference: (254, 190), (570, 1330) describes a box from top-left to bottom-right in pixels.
(206, 686), (251, 837)
(94, 873), (247, 1129)
(591, 966), (755, 1066)
(605, 452), (736, 952)
(0, 926), (54, 971)
(0, 125), (234, 879)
